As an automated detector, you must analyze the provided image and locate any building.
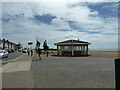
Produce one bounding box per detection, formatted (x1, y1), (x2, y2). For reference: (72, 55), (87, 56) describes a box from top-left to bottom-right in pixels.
(0, 38), (22, 51)
(15, 43), (23, 50)
(54, 39), (91, 56)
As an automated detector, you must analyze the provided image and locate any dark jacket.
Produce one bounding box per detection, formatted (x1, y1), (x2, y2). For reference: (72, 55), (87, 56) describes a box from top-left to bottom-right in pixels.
(38, 49), (41, 55)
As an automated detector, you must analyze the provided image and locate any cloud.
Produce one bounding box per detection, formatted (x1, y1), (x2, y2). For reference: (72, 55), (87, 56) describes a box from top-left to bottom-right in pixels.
(1, 2), (118, 50)
(30, 14), (57, 25)
(2, 0), (119, 2)
(52, 18), (71, 30)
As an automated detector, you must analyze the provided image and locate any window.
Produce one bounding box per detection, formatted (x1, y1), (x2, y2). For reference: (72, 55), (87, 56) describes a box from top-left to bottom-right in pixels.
(58, 46), (60, 50)
(75, 46), (80, 51)
(64, 46), (68, 50)
(76, 46), (79, 51)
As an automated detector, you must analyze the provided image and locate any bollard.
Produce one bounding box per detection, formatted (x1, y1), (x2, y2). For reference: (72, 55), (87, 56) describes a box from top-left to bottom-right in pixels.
(115, 59), (120, 90)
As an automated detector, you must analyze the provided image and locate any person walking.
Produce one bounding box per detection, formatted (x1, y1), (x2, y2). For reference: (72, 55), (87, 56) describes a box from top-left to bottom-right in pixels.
(38, 48), (41, 60)
(31, 50), (33, 57)
(47, 50), (49, 57)
(27, 49), (30, 56)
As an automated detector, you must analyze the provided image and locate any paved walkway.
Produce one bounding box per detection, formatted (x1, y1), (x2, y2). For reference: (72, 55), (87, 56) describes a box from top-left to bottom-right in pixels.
(0, 54), (32, 73)
(1, 54), (34, 88)
(31, 54), (115, 88)
(0, 53), (116, 88)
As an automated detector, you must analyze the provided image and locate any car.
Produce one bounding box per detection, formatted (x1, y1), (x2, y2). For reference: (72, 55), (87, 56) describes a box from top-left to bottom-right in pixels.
(10, 49), (14, 53)
(18, 49), (23, 52)
(22, 49), (27, 53)
(0, 50), (9, 59)
(7, 49), (11, 53)
(7, 49), (12, 53)
(6, 49), (14, 53)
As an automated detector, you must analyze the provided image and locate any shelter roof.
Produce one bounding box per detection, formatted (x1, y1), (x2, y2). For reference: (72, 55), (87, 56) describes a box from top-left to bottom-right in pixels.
(54, 39), (91, 46)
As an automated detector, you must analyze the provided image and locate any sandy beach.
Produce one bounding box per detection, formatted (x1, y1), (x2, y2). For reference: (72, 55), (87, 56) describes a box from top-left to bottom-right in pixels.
(89, 50), (119, 58)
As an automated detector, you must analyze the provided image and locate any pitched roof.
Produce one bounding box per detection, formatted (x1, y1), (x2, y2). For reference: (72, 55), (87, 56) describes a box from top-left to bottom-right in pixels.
(59, 40), (88, 43)
(54, 39), (91, 46)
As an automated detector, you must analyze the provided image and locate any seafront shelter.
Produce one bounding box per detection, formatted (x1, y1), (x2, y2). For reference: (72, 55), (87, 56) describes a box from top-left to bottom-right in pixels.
(54, 39), (91, 56)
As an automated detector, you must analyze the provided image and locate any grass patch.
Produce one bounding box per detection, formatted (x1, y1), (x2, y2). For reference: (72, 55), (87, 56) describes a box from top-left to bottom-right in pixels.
(41, 50), (57, 54)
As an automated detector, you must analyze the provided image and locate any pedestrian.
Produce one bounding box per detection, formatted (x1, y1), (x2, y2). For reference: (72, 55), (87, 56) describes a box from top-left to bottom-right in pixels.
(47, 50), (49, 57)
(38, 48), (41, 60)
(31, 50), (33, 57)
(27, 49), (30, 56)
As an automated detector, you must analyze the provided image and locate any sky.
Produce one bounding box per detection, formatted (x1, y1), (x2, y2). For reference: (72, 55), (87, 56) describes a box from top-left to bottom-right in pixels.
(1, 0), (119, 50)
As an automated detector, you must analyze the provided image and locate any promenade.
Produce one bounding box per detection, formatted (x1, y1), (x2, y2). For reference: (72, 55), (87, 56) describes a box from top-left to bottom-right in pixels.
(31, 54), (115, 88)
(1, 54), (34, 88)
(0, 53), (116, 88)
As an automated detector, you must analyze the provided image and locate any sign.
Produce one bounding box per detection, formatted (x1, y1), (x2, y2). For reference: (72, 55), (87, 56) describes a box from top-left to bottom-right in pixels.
(28, 42), (33, 45)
